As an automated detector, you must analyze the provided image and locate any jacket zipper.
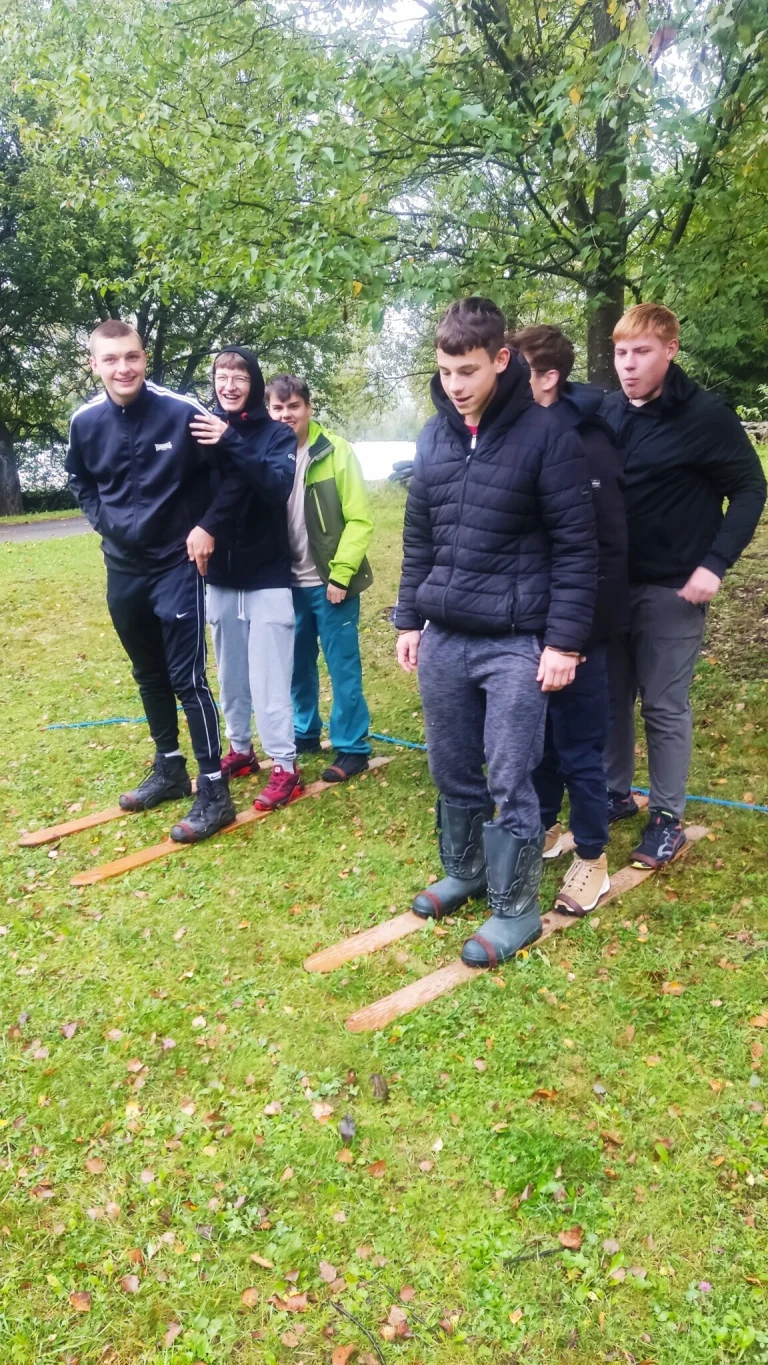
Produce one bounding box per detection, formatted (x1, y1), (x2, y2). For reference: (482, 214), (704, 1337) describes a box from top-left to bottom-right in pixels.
(124, 406), (139, 544)
(440, 432), (475, 618)
(311, 485), (327, 534)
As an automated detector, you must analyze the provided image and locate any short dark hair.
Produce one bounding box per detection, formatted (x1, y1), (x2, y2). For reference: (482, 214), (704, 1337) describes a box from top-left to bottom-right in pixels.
(89, 319), (142, 354)
(265, 374), (311, 404)
(434, 297), (506, 358)
(509, 324), (575, 386)
(213, 352), (250, 375)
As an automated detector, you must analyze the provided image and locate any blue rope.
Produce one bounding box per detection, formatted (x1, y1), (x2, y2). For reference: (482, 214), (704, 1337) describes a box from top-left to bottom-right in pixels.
(43, 714), (768, 814)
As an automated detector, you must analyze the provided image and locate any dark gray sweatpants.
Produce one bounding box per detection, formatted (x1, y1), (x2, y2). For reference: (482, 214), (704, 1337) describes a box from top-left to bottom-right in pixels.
(605, 583), (707, 818)
(418, 625), (547, 837)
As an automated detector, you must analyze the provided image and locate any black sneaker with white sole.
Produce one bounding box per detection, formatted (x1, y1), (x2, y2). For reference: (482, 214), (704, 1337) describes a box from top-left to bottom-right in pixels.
(630, 809), (686, 868)
(607, 789), (640, 824)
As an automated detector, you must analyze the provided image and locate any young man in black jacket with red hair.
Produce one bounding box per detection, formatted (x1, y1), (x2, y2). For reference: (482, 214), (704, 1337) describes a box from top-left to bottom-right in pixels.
(395, 298), (598, 968)
(600, 303), (766, 867)
(512, 323), (628, 916)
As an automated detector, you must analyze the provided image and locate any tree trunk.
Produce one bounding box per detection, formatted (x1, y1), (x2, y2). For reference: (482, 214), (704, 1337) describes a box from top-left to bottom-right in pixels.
(587, 278), (624, 389)
(0, 421), (23, 516)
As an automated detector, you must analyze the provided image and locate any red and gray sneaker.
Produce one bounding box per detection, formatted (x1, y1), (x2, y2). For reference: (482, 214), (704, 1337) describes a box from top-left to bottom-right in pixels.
(253, 764), (305, 811)
(221, 746), (260, 780)
(630, 809), (686, 869)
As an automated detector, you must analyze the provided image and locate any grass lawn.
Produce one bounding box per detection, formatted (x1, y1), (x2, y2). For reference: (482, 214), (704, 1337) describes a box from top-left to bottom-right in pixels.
(1, 482), (767, 1365)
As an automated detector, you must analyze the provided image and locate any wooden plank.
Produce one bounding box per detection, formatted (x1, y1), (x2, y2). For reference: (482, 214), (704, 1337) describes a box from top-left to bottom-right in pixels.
(345, 824), (709, 1032)
(305, 911), (427, 973)
(307, 795), (652, 971)
(19, 805), (132, 847)
(70, 757), (391, 887)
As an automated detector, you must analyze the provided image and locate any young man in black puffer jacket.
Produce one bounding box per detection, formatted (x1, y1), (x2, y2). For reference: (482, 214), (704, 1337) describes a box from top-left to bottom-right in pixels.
(395, 298), (598, 968)
(511, 324), (628, 917)
(192, 346), (303, 812)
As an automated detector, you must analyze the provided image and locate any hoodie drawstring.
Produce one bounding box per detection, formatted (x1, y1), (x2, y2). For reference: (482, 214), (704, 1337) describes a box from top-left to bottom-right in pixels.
(237, 590), (245, 622)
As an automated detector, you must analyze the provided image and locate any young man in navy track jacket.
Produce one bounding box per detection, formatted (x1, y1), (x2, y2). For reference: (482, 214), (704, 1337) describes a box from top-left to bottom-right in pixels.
(66, 319), (238, 842)
(395, 298), (598, 968)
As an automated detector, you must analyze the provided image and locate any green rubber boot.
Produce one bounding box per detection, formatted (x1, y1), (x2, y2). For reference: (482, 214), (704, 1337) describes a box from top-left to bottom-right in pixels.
(412, 798), (494, 920)
(461, 824), (544, 968)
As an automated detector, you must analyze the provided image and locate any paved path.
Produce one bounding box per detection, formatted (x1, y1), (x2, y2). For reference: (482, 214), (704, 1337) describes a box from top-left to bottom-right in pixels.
(0, 516), (91, 543)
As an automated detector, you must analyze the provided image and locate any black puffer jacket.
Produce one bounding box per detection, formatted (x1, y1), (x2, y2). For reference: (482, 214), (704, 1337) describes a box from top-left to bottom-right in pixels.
(395, 360), (598, 652)
(555, 382), (629, 647)
(205, 347), (297, 592)
(600, 363), (766, 587)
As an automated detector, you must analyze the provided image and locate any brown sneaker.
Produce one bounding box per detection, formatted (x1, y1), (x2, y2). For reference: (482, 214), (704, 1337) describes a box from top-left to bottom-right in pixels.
(543, 822), (565, 860)
(553, 853), (609, 916)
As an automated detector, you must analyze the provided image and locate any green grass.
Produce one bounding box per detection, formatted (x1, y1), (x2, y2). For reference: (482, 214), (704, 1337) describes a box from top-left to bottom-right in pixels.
(0, 508), (82, 525)
(1, 483), (767, 1364)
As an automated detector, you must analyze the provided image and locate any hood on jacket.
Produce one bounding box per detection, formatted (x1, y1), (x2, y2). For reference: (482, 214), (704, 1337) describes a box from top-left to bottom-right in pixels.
(608, 361), (700, 421)
(561, 380), (606, 419)
(212, 345), (269, 426)
(430, 354), (533, 438)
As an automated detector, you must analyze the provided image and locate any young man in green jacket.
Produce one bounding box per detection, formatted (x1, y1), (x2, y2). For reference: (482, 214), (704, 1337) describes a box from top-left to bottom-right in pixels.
(267, 374), (373, 781)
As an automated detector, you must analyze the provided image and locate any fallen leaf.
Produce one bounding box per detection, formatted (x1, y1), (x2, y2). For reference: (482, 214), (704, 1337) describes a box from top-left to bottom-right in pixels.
(192, 1015), (206, 1029)
(336, 1147), (354, 1164)
(473, 1059), (487, 1072)
(119, 1274), (140, 1294)
(531, 1087), (558, 1101)
(356, 1245), (372, 1260)
(662, 981), (685, 996)
(750, 1015), (768, 1028)
(312, 1101), (334, 1124)
(743, 792), (755, 804)
(139, 1168), (154, 1184)
(179, 1099), (196, 1116)
(251, 1254), (274, 1268)
(509, 1308), (523, 1324)
(163, 1323), (182, 1348)
(319, 1260), (337, 1283)
(69, 1290), (92, 1312)
(241, 1287), (259, 1308)
(432, 1137), (444, 1152)
(644, 1055), (661, 1068)
(338, 1114), (356, 1143)
(283, 1293), (310, 1313)
(332, 1347), (357, 1365)
(419, 1160), (434, 1172)
(61, 1022), (78, 1039)
(399, 1285), (416, 1302)
(367, 1159), (387, 1177)
(161, 1037), (176, 1051)
(173, 926), (186, 941)
(370, 1074), (389, 1102)
(127, 1248), (144, 1265)
(281, 1166), (294, 1182)
(126, 1058), (144, 1074)
(558, 1226), (583, 1250)
(85, 1157), (105, 1175)
(105, 1201), (120, 1219)
(282, 1331), (300, 1347)
(709, 1079), (725, 1094)
(263, 1101), (282, 1117)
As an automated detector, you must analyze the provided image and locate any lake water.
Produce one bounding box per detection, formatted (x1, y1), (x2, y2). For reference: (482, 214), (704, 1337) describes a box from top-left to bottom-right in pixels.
(352, 440), (416, 481)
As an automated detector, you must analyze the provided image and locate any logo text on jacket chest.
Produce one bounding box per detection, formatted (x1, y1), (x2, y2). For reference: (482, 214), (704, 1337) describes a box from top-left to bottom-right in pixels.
(155, 441), (173, 452)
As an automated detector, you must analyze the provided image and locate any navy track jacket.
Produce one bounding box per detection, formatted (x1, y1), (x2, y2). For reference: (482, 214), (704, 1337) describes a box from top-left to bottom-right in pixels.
(66, 380), (242, 572)
(395, 358), (598, 653)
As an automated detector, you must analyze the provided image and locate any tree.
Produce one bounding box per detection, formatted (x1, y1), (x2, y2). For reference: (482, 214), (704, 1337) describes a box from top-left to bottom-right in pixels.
(343, 0), (768, 383)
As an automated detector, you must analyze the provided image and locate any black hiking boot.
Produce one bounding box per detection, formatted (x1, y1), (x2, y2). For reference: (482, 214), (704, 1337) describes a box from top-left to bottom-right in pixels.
(607, 789), (640, 824)
(461, 824), (544, 968)
(412, 798), (494, 919)
(170, 775), (236, 844)
(322, 751), (369, 782)
(296, 735), (323, 755)
(119, 754), (192, 812)
(630, 809), (686, 868)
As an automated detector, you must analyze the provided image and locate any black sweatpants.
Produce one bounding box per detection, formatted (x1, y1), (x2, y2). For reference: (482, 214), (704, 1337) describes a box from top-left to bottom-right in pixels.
(106, 559), (221, 774)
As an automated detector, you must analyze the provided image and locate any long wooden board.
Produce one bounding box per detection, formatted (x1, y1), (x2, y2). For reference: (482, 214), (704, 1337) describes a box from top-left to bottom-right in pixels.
(19, 742), (337, 847)
(70, 757), (390, 887)
(306, 796), (651, 974)
(345, 823), (709, 1032)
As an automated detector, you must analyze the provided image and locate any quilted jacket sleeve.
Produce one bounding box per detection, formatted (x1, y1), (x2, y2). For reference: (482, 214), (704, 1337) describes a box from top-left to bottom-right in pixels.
(394, 426), (435, 631)
(538, 427), (598, 653)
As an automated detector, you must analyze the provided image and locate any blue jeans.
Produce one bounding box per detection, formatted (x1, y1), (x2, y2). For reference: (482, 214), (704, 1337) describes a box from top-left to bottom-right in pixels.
(532, 647), (609, 860)
(291, 587), (370, 754)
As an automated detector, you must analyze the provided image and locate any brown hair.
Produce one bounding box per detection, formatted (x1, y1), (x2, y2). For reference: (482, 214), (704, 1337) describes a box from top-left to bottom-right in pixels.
(434, 297), (506, 358)
(509, 324), (574, 386)
(89, 319), (142, 353)
(213, 352), (250, 374)
(613, 303), (680, 344)
(266, 374), (311, 404)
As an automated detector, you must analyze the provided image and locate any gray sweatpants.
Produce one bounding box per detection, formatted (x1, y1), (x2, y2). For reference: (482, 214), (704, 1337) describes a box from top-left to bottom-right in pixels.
(418, 625), (547, 837)
(605, 583), (707, 818)
(207, 586), (296, 765)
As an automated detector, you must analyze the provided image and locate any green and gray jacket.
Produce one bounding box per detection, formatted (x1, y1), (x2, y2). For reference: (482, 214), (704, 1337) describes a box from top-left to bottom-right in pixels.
(303, 420), (373, 596)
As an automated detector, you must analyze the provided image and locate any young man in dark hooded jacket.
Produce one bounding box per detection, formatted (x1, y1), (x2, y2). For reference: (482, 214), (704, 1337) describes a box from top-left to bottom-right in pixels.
(600, 304), (766, 868)
(395, 298), (598, 968)
(511, 324), (628, 917)
(190, 346), (302, 811)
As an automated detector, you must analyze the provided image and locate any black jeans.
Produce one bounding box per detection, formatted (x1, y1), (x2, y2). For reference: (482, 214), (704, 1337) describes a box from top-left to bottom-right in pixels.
(532, 646), (609, 860)
(106, 559), (221, 774)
